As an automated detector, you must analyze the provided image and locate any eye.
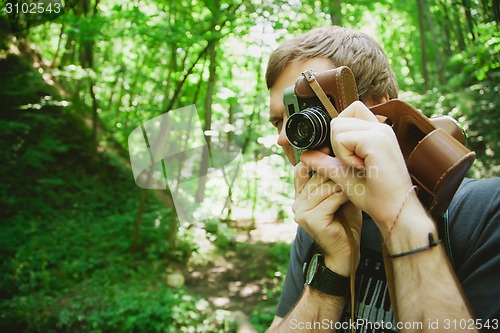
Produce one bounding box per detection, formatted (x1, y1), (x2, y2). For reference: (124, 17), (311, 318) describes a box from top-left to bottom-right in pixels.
(273, 119), (283, 131)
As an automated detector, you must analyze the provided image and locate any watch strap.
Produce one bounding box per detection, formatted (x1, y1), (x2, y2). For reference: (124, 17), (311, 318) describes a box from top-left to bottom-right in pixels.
(309, 255), (349, 297)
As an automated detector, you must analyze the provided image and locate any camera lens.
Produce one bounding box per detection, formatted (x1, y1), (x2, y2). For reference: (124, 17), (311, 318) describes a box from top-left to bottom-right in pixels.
(285, 105), (331, 149)
(296, 121), (313, 140)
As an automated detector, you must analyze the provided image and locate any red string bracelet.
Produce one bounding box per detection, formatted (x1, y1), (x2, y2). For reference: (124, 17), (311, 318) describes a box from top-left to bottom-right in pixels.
(383, 185), (418, 245)
(387, 232), (442, 259)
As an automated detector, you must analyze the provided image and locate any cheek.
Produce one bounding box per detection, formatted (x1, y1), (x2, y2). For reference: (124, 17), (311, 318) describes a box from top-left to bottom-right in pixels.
(277, 128), (290, 147)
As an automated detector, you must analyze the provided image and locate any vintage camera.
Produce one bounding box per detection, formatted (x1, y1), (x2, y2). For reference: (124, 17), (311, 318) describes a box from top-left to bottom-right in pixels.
(284, 87), (332, 151)
(282, 66), (475, 220)
(283, 67), (359, 162)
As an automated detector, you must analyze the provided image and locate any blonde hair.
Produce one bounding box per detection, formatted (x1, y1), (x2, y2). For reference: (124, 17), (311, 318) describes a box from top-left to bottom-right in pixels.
(265, 26), (398, 101)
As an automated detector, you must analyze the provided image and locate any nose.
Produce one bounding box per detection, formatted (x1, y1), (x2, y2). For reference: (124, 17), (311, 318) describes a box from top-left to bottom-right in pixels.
(277, 125), (289, 148)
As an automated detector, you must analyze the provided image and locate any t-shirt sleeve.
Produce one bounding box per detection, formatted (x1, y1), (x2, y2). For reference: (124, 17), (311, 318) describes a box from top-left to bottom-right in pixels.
(274, 226), (314, 318)
(448, 177), (500, 321)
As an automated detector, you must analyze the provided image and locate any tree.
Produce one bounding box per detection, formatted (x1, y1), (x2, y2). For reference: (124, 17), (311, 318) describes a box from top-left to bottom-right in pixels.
(417, 0), (430, 91)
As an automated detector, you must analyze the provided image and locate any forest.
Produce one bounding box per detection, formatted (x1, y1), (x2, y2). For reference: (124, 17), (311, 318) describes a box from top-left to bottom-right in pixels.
(0, 0), (498, 332)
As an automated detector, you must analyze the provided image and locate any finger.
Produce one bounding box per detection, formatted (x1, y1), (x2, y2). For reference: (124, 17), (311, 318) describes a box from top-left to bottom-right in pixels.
(294, 162), (312, 195)
(331, 131), (368, 170)
(301, 179), (343, 209)
(330, 119), (389, 169)
(338, 100), (378, 122)
(333, 126), (400, 172)
(296, 191), (349, 231)
(300, 150), (353, 185)
(315, 191), (349, 216)
(317, 145), (332, 156)
(302, 192), (350, 232)
(295, 171), (332, 202)
(338, 201), (362, 234)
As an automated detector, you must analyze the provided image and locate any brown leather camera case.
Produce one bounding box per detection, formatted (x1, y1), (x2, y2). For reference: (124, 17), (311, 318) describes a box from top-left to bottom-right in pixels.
(292, 66), (476, 220)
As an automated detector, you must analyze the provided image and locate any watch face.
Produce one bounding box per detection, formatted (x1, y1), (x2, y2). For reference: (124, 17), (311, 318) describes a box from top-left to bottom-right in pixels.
(306, 253), (320, 284)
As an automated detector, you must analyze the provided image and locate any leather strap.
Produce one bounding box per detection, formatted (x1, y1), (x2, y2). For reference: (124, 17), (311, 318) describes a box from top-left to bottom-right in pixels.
(337, 209), (357, 332)
(302, 71), (356, 333)
(302, 70), (339, 118)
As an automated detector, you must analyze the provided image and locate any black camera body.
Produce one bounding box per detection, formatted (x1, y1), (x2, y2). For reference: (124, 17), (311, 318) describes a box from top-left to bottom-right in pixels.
(284, 86), (333, 154)
(283, 66), (359, 162)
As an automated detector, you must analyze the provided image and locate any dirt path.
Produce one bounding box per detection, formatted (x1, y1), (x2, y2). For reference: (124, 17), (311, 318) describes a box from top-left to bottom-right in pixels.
(185, 219), (297, 332)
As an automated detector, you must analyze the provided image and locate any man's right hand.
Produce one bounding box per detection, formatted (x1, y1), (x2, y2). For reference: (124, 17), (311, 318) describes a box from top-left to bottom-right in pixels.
(292, 161), (362, 277)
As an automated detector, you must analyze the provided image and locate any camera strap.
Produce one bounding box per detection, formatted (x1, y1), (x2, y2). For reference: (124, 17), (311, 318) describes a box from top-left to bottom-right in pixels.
(302, 69), (356, 332)
(302, 70), (339, 118)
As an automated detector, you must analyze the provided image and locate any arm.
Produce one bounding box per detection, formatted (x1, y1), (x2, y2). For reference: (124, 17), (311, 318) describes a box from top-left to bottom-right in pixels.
(267, 287), (346, 332)
(449, 178), (500, 322)
(301, 101), (477, 332)
(267, 161), (362, 332)
(385, 195), (475, 330)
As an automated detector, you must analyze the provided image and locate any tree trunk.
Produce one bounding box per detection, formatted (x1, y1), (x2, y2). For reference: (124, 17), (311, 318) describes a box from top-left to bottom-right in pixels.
(327, 0), (342, 26)
(424, 2), (446, 85)
(436, 0), (453, 56)
(130, 188), (148, 252)
(417, 0), (429, 91)
(450, 1), (467, 51)
(51, 24), (65, 68)
(88, 75), (98, 168)
(195, 39), (217, 203)
(461, 0), (476, 42)
(80, 0), (98, 169)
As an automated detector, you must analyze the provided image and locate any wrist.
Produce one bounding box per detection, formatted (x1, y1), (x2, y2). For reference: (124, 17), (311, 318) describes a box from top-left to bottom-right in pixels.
(383, 197), (437, 254)
(306, 254), (350, 297)
(305, 285), (347, 301)
(324, 256), (351, 278)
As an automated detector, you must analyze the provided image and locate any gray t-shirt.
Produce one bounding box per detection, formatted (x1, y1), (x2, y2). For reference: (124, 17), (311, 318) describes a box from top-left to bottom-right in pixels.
(275, 178), (500, 332)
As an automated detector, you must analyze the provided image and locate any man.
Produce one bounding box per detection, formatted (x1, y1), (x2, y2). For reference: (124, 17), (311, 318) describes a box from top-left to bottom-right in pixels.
(265, 26), (500, 332)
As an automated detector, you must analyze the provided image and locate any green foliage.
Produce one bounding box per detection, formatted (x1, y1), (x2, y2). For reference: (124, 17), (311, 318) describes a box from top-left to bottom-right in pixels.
(448, 23), (500, 86)
(250, 310), (276, 333)
(0, 53), (56, 111)
(0, 116), (234, 332)
(265, 242), (291, 268)
(0, 54), (234, 333)
(250, 242), (291, 332)
(204, 219), (238, 250)
(2, 0), (499, 331)
(2, 281), (236, 333)
(403, 70), (500, 177)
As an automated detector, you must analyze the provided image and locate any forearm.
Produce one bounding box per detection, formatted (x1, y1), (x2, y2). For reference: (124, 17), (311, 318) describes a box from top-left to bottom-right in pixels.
(267, 287), (345, 333)
(384, 197), (477, 332)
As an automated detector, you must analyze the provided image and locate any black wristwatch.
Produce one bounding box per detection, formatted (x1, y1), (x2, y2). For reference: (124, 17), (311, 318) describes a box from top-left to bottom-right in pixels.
(305, 253), (349, 297)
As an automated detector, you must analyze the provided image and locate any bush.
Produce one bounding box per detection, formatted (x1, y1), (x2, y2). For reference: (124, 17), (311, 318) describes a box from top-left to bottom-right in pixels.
(1, 282), (236, 333)
(0, 52), (230, 332)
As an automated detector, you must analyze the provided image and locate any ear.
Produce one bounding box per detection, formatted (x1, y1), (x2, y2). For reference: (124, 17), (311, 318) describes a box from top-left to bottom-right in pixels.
(363, 93), (390, 107)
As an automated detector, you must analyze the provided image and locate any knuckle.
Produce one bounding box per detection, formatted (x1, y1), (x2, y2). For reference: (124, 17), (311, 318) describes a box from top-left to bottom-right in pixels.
(293, 212), (305, 226)
(293, 162), (305, 176)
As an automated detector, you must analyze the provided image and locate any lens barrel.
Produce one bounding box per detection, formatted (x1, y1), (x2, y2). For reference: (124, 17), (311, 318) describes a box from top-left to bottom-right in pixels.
(285, 105), (332, 149)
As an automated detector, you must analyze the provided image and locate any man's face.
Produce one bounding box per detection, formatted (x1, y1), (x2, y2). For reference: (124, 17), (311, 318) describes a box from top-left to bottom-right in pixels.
(269, 58), (335, 165)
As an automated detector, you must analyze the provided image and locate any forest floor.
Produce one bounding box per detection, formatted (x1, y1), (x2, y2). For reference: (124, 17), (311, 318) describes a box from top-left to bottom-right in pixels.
(185, 218), (297, 332)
